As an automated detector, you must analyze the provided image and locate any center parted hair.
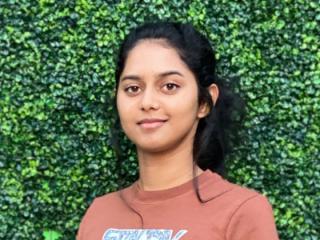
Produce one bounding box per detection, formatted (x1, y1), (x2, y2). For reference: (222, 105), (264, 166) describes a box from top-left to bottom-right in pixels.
(113, 21), (245, 180)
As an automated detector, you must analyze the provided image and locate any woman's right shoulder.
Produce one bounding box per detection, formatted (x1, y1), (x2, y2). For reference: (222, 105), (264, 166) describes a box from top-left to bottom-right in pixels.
(77, 186), (132, 240)
(84, 185), (133, 214)
(93, 190), (121, 204)
(88, 191), (120, 210)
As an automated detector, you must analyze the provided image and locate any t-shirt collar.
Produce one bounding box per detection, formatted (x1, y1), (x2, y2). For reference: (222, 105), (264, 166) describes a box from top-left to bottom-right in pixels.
(123, 169), (234, 204)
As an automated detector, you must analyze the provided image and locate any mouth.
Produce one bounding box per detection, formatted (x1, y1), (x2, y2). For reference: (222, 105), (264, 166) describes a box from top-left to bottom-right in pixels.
(137, 119), (168, 129)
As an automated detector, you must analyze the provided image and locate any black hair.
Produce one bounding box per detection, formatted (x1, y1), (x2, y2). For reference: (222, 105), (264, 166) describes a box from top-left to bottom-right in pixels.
(111, 21), (245, 217)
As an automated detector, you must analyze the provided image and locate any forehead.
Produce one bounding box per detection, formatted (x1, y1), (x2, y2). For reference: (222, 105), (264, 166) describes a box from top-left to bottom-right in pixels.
(121, 39), (190, 75)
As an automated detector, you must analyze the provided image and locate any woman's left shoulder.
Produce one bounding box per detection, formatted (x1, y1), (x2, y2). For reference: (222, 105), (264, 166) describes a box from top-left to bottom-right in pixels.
(232, 183), (274, 213)
(203, 171), (273, 208)
(221, 180), (279, 239)
(216, 176), (275, 211)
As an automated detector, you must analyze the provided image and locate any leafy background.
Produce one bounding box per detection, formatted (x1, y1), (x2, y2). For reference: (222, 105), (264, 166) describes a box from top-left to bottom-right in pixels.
(0, 0), (319, 239)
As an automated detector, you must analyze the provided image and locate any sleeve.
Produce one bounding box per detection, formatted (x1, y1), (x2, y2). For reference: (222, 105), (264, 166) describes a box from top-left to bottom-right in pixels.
(76, 198), (97, 240)
(226, 194), (279, 240)
(76, 216), (85, 240)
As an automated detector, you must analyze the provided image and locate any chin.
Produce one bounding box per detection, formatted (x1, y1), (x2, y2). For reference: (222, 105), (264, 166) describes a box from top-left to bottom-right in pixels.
(136, 142), (170, 153)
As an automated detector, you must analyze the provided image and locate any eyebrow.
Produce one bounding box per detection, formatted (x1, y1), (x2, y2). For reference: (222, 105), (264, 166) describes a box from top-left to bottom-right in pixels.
(120, 70), (184, 82)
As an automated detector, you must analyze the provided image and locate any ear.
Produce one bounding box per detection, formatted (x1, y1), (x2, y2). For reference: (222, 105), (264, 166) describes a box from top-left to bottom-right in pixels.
(197, 83), (219, 118)
(208, 83), (219, 105)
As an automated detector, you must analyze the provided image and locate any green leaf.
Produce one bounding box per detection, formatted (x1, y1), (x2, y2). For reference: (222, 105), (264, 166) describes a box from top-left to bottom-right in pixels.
(43, 230), (62, 240)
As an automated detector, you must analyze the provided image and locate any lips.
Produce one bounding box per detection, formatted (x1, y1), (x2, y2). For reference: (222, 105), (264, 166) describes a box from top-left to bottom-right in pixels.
(137, 118), (168, 129)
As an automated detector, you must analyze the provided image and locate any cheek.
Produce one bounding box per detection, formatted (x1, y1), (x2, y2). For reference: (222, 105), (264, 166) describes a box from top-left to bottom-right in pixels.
(174, 92), (199, 117)
(116, 95), (127, 122)
(116, 94), (136, 127)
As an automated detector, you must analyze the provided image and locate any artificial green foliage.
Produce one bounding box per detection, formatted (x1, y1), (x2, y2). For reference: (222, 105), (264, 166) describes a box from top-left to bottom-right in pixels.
(43, 230), (62, 240)
(0, 0), (319, 239)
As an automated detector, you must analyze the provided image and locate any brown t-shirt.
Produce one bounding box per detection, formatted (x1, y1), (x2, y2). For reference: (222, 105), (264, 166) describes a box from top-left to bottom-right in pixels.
(77, 169), (279, 240)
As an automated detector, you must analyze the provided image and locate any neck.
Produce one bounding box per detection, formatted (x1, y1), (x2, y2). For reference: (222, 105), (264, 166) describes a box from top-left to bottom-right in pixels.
(136, 143), (203, 191)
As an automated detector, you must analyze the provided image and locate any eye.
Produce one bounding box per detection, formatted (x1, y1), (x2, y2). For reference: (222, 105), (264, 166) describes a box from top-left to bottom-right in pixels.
(163, 83), (180, 92)
(124, 85), (140, 94)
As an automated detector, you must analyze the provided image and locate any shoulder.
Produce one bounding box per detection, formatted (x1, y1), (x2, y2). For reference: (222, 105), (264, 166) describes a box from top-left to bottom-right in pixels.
(226, 182), (274, 218)
(78, 191), (117, 225)
(87, 184), (132, 212)
(226, 179), (267, 203)
(92, 190), (121, 206)
(77, 186), (132, 231)
(77, 186), (134, 240)
(80, 184), (133, 220)
(219, 180), (279, 239)
(204, 174), (275, 218)
(202, 173), (267, 205)
(221, 178), (274, 215)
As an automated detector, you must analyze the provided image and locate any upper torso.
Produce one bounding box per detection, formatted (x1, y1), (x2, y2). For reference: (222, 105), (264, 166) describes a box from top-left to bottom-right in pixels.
(77, 169), (279, 240)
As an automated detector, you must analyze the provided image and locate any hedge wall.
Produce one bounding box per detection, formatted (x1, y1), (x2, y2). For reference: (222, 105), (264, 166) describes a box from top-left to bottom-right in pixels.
(0, 0), (319, 239)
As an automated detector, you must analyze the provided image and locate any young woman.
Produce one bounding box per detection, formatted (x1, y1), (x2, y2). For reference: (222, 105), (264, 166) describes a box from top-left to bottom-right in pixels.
(77, 21), (279, 240)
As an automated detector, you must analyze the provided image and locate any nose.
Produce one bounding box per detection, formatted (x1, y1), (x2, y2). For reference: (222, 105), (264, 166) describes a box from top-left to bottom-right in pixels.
(140, 87), (160, 111)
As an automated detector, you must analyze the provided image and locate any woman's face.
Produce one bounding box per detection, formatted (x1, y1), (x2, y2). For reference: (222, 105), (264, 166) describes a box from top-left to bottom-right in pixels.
(116, 39), (208, 153)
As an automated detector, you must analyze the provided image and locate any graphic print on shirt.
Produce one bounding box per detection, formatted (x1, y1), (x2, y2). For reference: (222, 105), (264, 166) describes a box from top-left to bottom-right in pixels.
(102, 228), (188, 240)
